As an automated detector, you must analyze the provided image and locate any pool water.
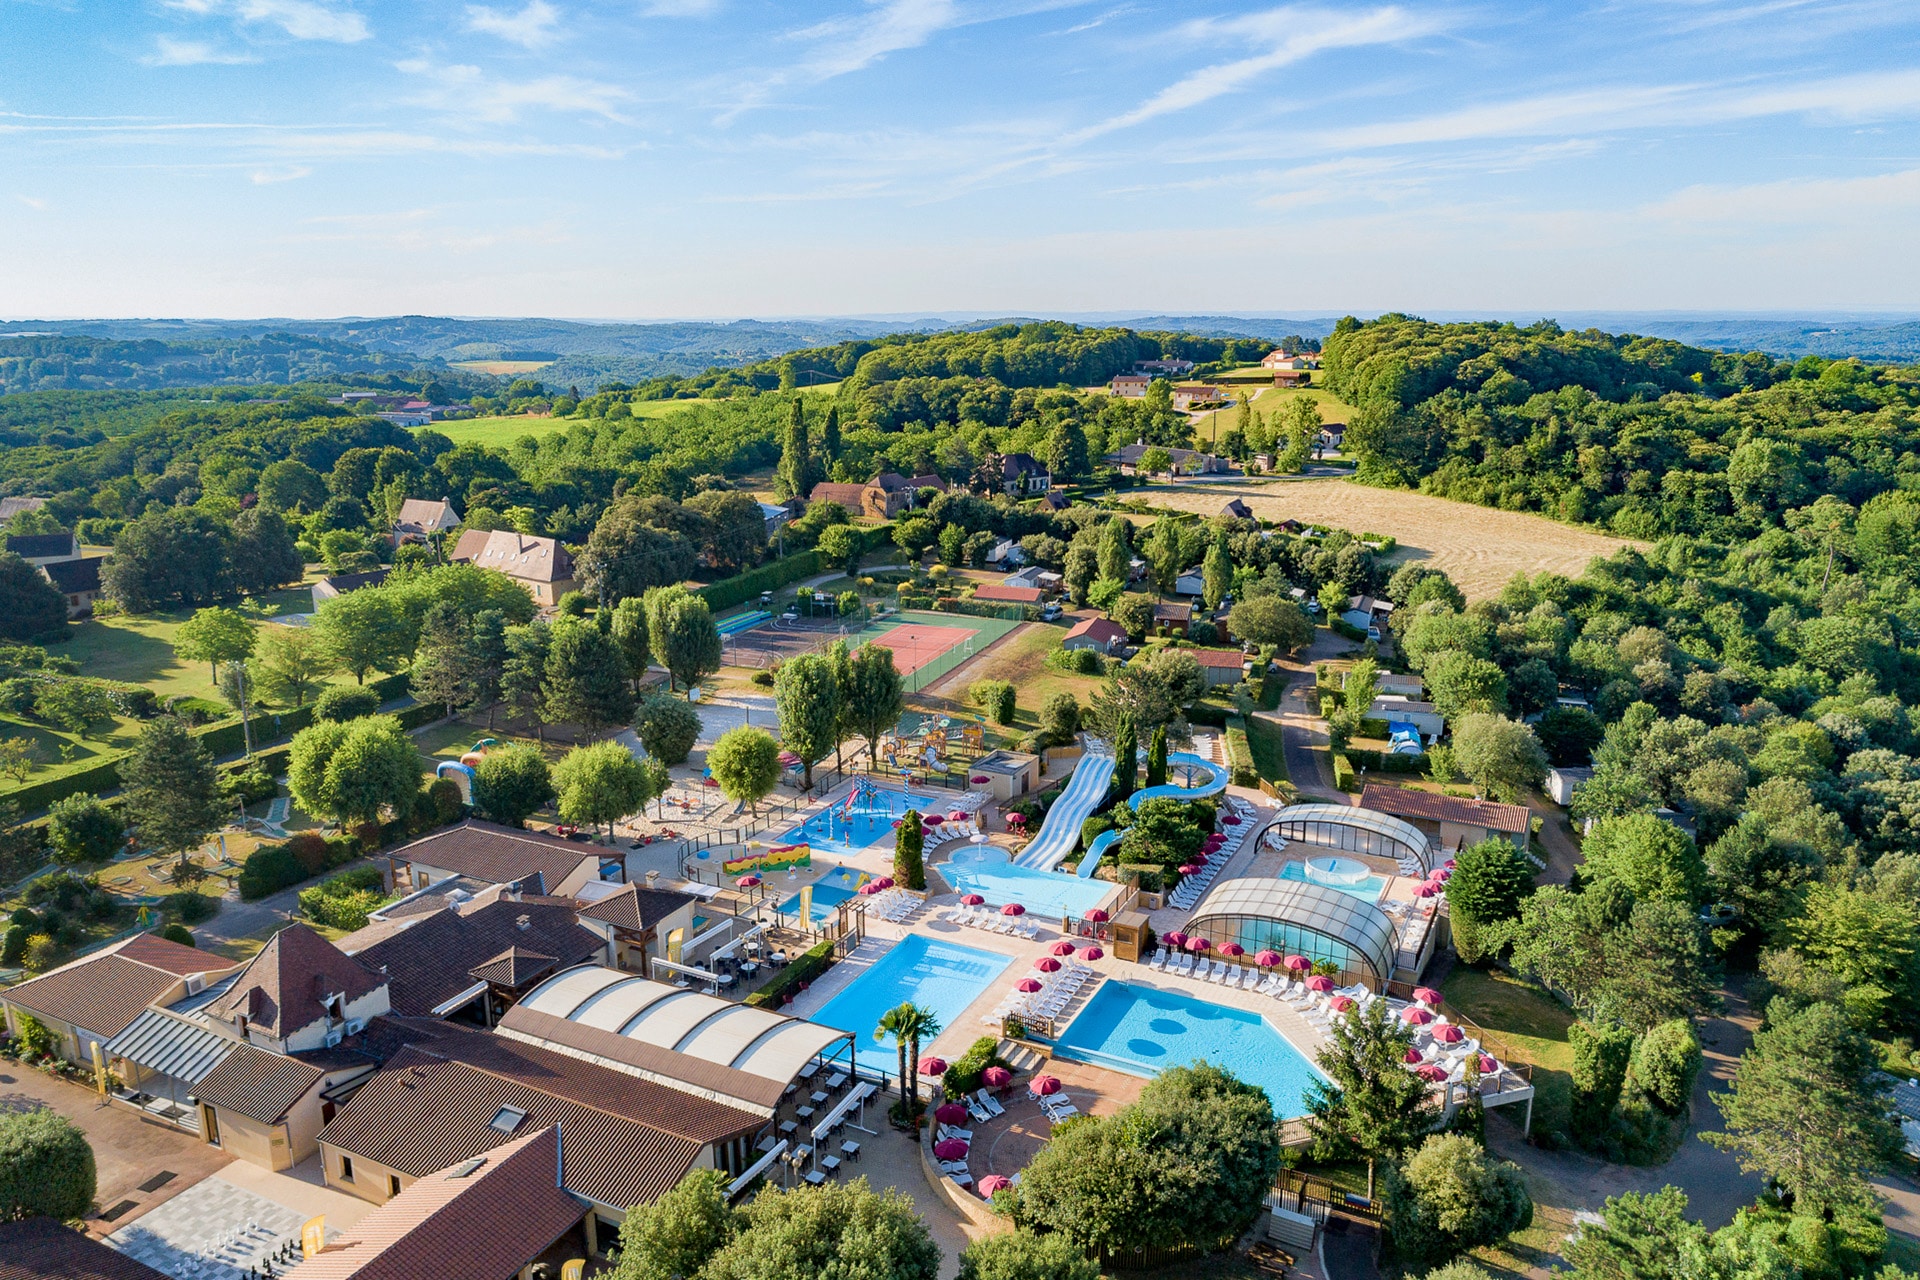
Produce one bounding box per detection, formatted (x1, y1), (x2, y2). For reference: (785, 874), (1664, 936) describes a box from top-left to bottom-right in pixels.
(776, 788), (946, 857)
(942, 844), (1113, 919)
(809, 935), (1013, 1076)
(772, 866), (872, 923)
(1052, 980), (1326, 1118)
(1279, 857), (1387, 902)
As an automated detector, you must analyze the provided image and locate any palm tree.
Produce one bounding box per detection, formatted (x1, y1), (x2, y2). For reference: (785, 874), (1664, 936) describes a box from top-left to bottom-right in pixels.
(875, 1004), (913, 1111)
(875, 1002), (944, 1117)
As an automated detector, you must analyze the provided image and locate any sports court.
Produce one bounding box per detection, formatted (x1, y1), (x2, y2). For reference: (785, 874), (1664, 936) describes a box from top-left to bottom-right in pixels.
(867, 621), (977, 676)
(720, 608), (1021, 689)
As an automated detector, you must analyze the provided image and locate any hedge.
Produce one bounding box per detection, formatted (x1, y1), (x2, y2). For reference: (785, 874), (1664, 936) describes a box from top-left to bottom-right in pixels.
(941, 1036), (1004, 1097)
(744, 939), (837, 1009)
(1343, 747), (1428, 774)
(696, 550), (823, 613)
(1223, 716), (1258, 787)
(1331, 618), (1369, 643)
(1187, 702), (1230, 728)
(1333, 753), (1357, 791)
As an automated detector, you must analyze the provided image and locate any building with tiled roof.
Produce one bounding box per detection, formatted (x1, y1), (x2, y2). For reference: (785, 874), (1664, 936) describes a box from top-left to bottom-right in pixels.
(311, 567), (392, 605)
(0, 496), (48, 522)
(998, 453), (1050, 495)
(970, 584), (1044, 605)
(1359, 783), (1531, 853)
(0, 933), (232, 1064)
(2, 531), (78, 565)
(289, 1127), (587, 1280)
(572, 881), (699, 976)
(1186, 646), (1249, 686)
(0, 1216), (170, 1280)
(202, 924), (389, 1054)
(345, 894), (604, 1022)
(1061, 616), (1128, 654)
(384, 820), (607, 899)
(390, 497), (460, 544)
(449, 530), (578, 608)
(39, 555), (103, 617)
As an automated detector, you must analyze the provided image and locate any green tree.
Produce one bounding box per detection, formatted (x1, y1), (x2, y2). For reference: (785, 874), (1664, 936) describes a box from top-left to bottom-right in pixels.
(1227, 595), (1312, 653)
(635, 693), (702, 765)
(1705, 997), (1903, 1213)
(1499, 886), (1718, 1032)
(938, 521), (966, 566)
(175, 605), (257, 685)
(696, 1178), (939, 1280)
(609, 595), (652, 686)
(314, 684), (379, 722)
(653, 590), (723, 694)
(707, 726), (780, 811)
(817, 524), (861, 574)
(778, 399), (814, 500)
(1782, 883), (1918, 1029)
(1305, 998), (1440, 1198)
(1145, 723), (1169, 788)
(1109, 713), (1137, 802)
(1041, 691), (1080, 745)
(472, 743), (554, 827)
(0, 552), (68, 641)
(410, 600), (475, 719)
(774, 654), (840, 791)
(1044, 420), (1090, 484)
(121, 715), (223, 859)
(894, 810), (925, 892)
(500, 620), (552, 739)
(1424, 651), (1509, 720)
(1451, 713), (1548, 802)
(1109, 591), (1155, 640)
(47, 792), (121, 866)
(314, 587), (412, 683)
(1138, 446), (1172, 477)
(877, 1001), (941, 1108)
(0, 1109), (97, 1222)
(1569, 1020), (1635, 1145)
(578, 495), (699, 604)
(230, 506), (304, 595)
(610, 1168), (735, 1280)
(1202, 536), (1233, 610)
(843, 643), (905, 767)
(37, 680), (115, 739)
(1096, 517), (1132, 584)
(552, 740), (651, 841)
(1581, 811), (1708, 905)
(544, 621), (635, 737)
(1443, 837), (1534, 964)
(1630, 1018), (1703, 1115)
(257, 458), (328, 513)
(957, 1232), (1099, 1280)
(286, 714), (421, 828)
(253, 624), (336, 708)
(1386, 1133), (1532, 1268)
(102, 507), (234, 612)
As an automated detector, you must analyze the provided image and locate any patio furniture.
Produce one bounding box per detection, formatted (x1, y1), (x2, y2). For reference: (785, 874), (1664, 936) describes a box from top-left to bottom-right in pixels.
(799, 1061), (821, 1080)
(757, 1135), (779, 1152)
(841, 1140), (861, 1161)
(804, 1170), (827, 1187)
(820, 1155), (842, 1175)
(778, 1120), (798, 1137)
(825, 1071), (848, 1090)
(792, 1144), (812, 1163)
(796, 1106), (816, 1121)
(738, 961), (759, 978)
(810, 1091), (829, 1107)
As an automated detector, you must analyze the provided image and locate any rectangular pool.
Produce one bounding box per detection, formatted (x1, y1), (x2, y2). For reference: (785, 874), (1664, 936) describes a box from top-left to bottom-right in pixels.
(809, 935), (1013, 1077)
(776, 788), (946, 858)
(941, 844), (1113, 919)
(1051, 980), (1326, 1119)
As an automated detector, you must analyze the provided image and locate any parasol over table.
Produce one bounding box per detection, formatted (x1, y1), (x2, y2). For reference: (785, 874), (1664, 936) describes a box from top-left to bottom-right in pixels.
(1254, 950), (1283, 967)
(1186, 936), (1212, 953)
(1432, 1024), (1464, 1044)
(982, 1066), (1012, 1087)
(1412, 987), (1442, 1006)
(932, 1139), (968, 1160)
(1218, 942), (1245, 957)
(1401, 1006), (1435, 1025)
(1084, 908), (1109, 922)
(978, 1175), (1011, 1197)
(1081, 946), (1104, 960)
(1016, 978), (1044, 993)
(1050, 940), (1076, 955)
(919, 1057), (948, 1076)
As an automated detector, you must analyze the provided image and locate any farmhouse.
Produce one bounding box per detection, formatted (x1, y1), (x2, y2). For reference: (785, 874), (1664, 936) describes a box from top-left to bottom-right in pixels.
(450, 530), (579, 608)
(999, 453), (1051, 495)
(1261, 351), (1310, 370)
(1107, 374), (1151, 398)
(1062, 616), (1128, 654)
(40, 554), (103, 617)
(391, 497), (460, 543)
(1170, 384), (1227, 411)
(1221, 497), (1254, 520)
(3, 531), (78, 566)
(1189, 647), (1248, 687)
(807, 473), (922, 520)
(312, 567), (393, 605)
(1135, 358), (1195, 375)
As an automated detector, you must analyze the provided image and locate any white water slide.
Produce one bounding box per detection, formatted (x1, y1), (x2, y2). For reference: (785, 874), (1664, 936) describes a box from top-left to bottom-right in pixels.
(1013, 748), (1115, 871)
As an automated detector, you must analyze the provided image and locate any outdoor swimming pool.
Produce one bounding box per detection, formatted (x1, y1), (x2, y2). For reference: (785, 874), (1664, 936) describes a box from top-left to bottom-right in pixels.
(1052, 980), (1326, 1118)
(1279, 856), (1387, 902)
(775, 784), (946, 858)
(942, 844), (1113, 919)
(809, 935), (1013, 1076)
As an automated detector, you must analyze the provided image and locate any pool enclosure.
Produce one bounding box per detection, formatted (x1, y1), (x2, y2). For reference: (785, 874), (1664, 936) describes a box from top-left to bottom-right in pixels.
(1269, 803), (1433, 875)
(1184, 878), (1400, 990)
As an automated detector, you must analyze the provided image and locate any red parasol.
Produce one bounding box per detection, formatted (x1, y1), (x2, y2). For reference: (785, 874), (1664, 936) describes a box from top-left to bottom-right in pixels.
(1186, 936), (1211, 953)
(983, 1066), (1012, 1087)
(1016, 978), (1044, 992)
(1416, 1064), (1447, 1082)
(1001, 903), (1025, 916)
(1177, 864), (1200, 877)
(874, 876), (895, 889)
(1084, 909), (1109, 922)
(1478, 1054), (1498, 1074)
(858, 883), (881, 895)
(1006, 813), (1026, 827)
(1305, 974), (1334, 992)
(935, 1103), (969, 1125)
(1433, 1024), (1464, 1044)
(1050, 940), (1077, 955)
(1218, 942), (1245, 957)
(1034, 957), (1062, 973)
(1401, 1006), (1435, 1025)
(971, 775), (991, 784)
(978, 1175), (1011, 1197)
(933, 1138), (968, 1160)
(1284, 955), (1312, 971)
(1223, 815), (1242, 825)
(920, 1057), (948, 1076)
(1254, 950), (1283, 967)
(1412, 987), (1442, 1006)
(948, 810), (968, 822)
(1327, 995), (1355, 1013)
(1032, 1075), (1060, 1095)
(924, 814), (945, 826)
(1403, 1048), (1424, 1064)
(961, 893), (985, 905)
(1163, 931), (1188, 948)
(1081, 946), (1104, 960)
(1415, 883), (1440, 898)
(735, 875), (761, 888)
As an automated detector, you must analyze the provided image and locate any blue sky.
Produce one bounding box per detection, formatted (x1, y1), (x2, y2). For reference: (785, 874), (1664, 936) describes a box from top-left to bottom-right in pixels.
(4, 0), (1920, 317)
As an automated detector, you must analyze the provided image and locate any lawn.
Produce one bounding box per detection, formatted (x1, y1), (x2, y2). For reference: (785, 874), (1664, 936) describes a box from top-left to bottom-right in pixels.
(1245, 714), (1288, 784)
(1442, 966), (1576, 1139)
(418, 400), (727, 448)
(924, 622), (1105, 729)
(1188, 383), (1361, 452)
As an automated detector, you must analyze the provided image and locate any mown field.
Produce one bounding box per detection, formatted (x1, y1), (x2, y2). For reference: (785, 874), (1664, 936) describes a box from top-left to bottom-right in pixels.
(1144, 477), (1643, 600)
(419, 400), (725, 447)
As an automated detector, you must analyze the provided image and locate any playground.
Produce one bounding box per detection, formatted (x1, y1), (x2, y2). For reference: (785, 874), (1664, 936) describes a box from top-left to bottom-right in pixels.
(722, 609), (1022, 690)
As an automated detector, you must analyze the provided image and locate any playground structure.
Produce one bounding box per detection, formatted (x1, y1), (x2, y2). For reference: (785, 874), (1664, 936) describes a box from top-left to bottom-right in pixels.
(873, 714), (986, 784)
(434, 737), (501, 804)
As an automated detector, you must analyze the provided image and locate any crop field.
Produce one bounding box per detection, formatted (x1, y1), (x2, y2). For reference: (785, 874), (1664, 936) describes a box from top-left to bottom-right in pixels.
(448, 360), (552, 375)
(1143, 477), (1644, 600)
(420, 400), (730, 447)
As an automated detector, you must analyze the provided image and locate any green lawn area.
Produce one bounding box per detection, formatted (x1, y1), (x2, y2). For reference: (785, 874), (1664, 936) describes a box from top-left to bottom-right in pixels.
(1189, 383), (1361, 452)
(1442, 966), (1576, 1139)
(1245, 714), (1288, 783)
(933, 622), (1105, 729)
(419, 400), (727, 448)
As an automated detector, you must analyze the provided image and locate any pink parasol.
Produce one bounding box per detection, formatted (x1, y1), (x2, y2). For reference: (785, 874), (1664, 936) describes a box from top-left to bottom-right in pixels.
(1016, 978), (1044, 992)
(1412, 987), (1442, 1006)
(778, 751), (800, 764)
(735, 875), (761, 888)
(1050, 940), (1077, 956)
(858, 883), (881, 895)
(920, 1057), (948, 1076)
(1032, 1075), (1061, 1095)
(1443, 858), (1457, 869)
(1478, 1054), (1498, 1074)
(1284, 954), (1312, 971)
(978, 1175), (1012, 1197)
(1328, 995), (1356, 1013)
(891, 819), (903, 828)
(1415, 882), (1440, 898)
(1081, 946), (1104, 960)
(935, 1103), (969, 1125)
(1186, 936), (1212, 953)
(1223, 815), (1242, 825)
(1433, 1024), (1465, 1044)
(961, 893), (985, 906)
(1163, 931), (1189, 948)
(1006, 813), (1027, 827)
(983, 1066), (1012, 1087)
(1084, 908), (1109, 922)
(1177, 864), (1200, 877)
(1254, 950), (1283, 967)
(1001, 903), (1025, 916)
(1416, 1064), (1447, 1082)
(1218, 942), (1245, 957)
(1401, 1006), (1435, 1025)
(1403, 1048), (1424, 1064)
(948, 810), (968, 822)
(875, 876), (895, 889)
(972, 775), (991, 784)
(1305, 974), (1335, 992)
(1034, 957), (1062, 973)
(933, 1139), (968, 1160)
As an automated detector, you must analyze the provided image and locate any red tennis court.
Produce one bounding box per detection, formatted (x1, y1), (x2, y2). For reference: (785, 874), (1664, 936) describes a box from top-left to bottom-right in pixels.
(866, 622), (979, 676)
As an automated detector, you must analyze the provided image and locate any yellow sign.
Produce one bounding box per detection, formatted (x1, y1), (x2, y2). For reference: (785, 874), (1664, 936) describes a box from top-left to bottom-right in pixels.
(665, 927), (684, 963)
(723, 844), (811, 875)
(798, 884), (813, 922)
(301, 1216), (326, 1259)
(561, 1262), (585, 1280)
(90, 1041), (107, 1099)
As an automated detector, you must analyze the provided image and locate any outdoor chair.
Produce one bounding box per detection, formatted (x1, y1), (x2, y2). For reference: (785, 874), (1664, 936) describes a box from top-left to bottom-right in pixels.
(975, 1089), (1004, 1117)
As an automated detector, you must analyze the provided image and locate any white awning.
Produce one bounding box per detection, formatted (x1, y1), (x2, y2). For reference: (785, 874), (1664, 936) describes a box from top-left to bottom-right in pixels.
(729, 1140), (787, 1197)
(811, 1080), (878, 1144)
(102, 1010), (234, 1085)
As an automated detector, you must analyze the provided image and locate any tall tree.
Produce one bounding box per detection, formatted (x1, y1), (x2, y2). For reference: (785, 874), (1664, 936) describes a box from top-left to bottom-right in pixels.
(120, 715), (223, 862)
(410, 600), (475, 719)
(314, 588), (412, 683)
(610, 1169), (735, 1280)
(779, 399), (812, 500)
(1451, 713), (1549, 802)
(102, 507), (235, 612)
(286, 714), (420, 829)
(1443, 837), (1534, 964)
(500, 620), (552, 741)
(819, 404), (841, 470)
(47, 793), (122, 867)
(552, 740), (652, 841)
(467, 608), (508, 727)
(175, 606), (257, 684)
(1109, 712), (1137, 802)
(1044, 419), (1090, 484)
(1096, 516), (1132, 585)
(578, 497), (700, 605)
(0, 552), (66, 641)
(543, 621), (635, 737)
(894, 810), (925, 891)
(1202, 535), (1233, 611)
(707, 726), (780, 811)
(1304, 998), (1441, 1199)
(230, 506), (304, 595)
(658, 593), (723, 694)
(609, 595), (652, 686)
(472, 743), (553, 827)
(774, 653), (840, 791)
(253, 624), (336, 707)
(1145, 723), (1169, 788)
(843, 643), (905, 767)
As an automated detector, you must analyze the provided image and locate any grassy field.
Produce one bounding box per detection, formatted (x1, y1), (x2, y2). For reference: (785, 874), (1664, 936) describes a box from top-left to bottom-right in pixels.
(1442, 966), (1575, 1138)
(448, 360), (552, 376)
(1245, 714), (1288, 783)
(419, 401), (724, 448)
(1188, 382), (1360, 452)
(925, 622), (1105, 730)
(1143, 478), (1642, 601)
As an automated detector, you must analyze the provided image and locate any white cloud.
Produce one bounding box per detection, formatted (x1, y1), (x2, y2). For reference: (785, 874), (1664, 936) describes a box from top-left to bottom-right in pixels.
(464, 0), (563, 48)
(167, 0), (370, 44)
(1641, 166), (1920, 227)
(641, 0), (722, 14)
(143, 36), (259, 66)
(15, 195), (49, 211)
(396, 60), (634, 124)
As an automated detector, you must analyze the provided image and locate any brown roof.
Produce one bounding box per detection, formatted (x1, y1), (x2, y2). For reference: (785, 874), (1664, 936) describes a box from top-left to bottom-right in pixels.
(390, 820), (599, 893)
(1153, 600), (1192, 620)
(972, 585), (1043, 604)
(194, 1043), (326, 1124)
(0, 1218), (170, 1280)
(1, 940), (225, 1039)
(4, 533), (75, 560)
(1187, 647), (1247, 669)
(0, 497), (47, 520)
(393, 498), (460, 535)
(289, 1127), (581, 1280)
(469, 947), (559, 989)
(204, 924), (385, 1040)
(808, 482), (872, 509)
(1064, 617), (1127, 644)
(319, 1033), (760, 1209)
(107, 931), (222, 976)
(1360, 784), (1530, 835)
(574, 882), (694, 933)
(350, 896), (601, 1018)
(495, 1005), (791, 1112)
(451, 530), (574, 584)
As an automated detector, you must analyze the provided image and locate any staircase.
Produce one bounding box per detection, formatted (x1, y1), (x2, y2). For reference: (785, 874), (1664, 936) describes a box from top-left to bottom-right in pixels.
(995, 1039), (1048, 1074)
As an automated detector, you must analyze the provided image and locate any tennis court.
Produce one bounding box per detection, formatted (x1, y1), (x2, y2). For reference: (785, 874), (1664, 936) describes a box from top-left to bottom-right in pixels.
(720, 609), (1022, 688)
(868, 622), (976, 676)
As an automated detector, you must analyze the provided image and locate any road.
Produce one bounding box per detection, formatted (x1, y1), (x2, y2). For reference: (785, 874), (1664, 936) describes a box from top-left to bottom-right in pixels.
(1258, 627), (1352, 804)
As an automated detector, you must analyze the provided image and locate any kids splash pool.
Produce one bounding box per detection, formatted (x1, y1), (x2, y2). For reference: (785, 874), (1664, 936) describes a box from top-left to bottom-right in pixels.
(942, 844), (1113, 919)
(808, 935), (1013, 1076)
(774, 865), (870, 923)
(775, 781), (946, 858)
(1279, 855), (1388, 902)
(1051, 980), (1325, 1118)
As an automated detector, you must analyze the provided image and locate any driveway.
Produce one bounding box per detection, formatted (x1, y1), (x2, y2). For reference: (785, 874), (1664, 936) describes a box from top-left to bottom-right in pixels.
(1266, 628), (1352, 803)
(0, 1061), (232, 1237)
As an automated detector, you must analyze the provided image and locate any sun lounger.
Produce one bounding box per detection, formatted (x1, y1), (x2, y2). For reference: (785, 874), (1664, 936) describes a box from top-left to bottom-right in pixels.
(939, 1124), (973, 1142)
(948, 1170), (974, 1187)
(975, 1088), (1005, 1117)
(1043, 1103), (1079, 1121)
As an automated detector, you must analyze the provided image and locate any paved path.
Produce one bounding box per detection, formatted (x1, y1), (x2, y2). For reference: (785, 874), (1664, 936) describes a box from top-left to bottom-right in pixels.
(1268, 629), (1353, 803)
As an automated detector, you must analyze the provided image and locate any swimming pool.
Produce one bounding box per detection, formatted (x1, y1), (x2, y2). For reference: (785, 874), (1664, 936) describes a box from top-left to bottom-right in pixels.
(809, 935), (1013, 1076)
(1052, 980), (1326, 1118)
(777, 883), (857, 922)
(775, 786), (946, 858)
(1279, 856), (1387, 902)
(942, 844), (1113, 919)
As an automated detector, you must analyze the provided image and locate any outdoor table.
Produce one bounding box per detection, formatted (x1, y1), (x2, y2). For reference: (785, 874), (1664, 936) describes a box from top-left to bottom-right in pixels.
(792, 1144), (812, 1164)
(825, 1072), (848, 1090)
(778, 1120), (798, 1137)
(820, 1156), (842, 1175)
(840, 1141), (861, 1161)
(738, 961), (759, 978)
(716, 973), (736, 989)
(757, 1135), (779, 1152)
(796, 1105), (816, 1121)
(809, 1091), (829, 1107)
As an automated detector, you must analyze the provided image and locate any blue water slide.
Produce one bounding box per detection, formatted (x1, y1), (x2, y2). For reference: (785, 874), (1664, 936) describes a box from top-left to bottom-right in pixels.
(1013, 748), (1115, 871)
(1077, 828), (1124, 878)
(1127, 751), (1228, 809)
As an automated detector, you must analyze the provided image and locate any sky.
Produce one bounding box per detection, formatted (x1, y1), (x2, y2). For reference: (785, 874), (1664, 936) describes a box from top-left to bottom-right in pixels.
(4, 0), (1920, 318)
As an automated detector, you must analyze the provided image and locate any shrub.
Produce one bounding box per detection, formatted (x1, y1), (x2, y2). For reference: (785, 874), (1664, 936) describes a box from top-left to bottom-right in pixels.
(1569, 1021), (1635, 1146)
(172, 890), (217, 924)
(636, 693), (702, 765)
(285, 832), (332, 876)
(23, 934), (58, 969)
(238, 844), (307, 899)
(969, 679), (1017, 725)
(1386, 1134), (1532, 1267)
(314, 685), (380, 723)
(1040, 691), (1080, 745)
(743, 940), (836, 1009)
(0, 924), (25, 965)
(942, 1036), (1003, 1097)
(47, 792), (123, 866)
(1333, 753), (1357, 791)
(161, 923), (196, 947)
(473, 743), (555, 827)
(428, 776), (466, 824)
(957, 1232), (1099, 1280)
(1079, 812), (1113, 850)
(12, 1011), (57, 1058)
(0, 1109), (97, 1221)
(1630, 1018), (1703, 1114)
(300, 873), (386, 931)
(227, 766), (276, 804)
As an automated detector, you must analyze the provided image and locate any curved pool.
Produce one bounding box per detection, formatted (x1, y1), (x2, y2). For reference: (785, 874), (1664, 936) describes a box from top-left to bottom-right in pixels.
(942, 844), (1114, 919)
(1278, 856), (1386, 902)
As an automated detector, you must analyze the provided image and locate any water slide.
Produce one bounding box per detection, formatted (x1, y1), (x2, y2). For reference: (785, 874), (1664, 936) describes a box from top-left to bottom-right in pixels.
(1013, 748), (1114, 871)
(1074, 752), (1229, 878)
